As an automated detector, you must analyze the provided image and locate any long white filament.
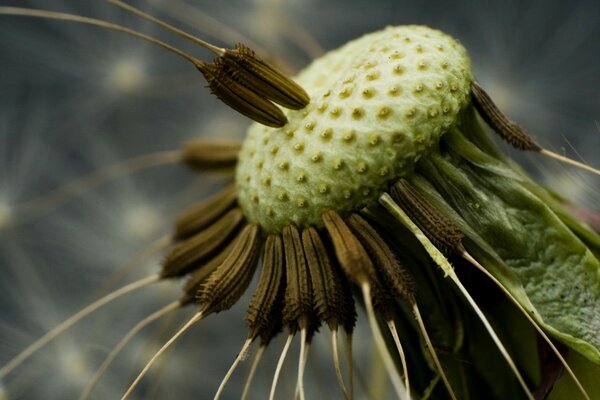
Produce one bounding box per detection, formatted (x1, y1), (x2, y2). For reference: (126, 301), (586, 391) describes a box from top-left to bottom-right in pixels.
(241, 344), (266, 400)
(331, 329), (349, 400)
(540, 149), (600, 177)
(450, 276), (534, 400)
(0, 7), (205, 68)
(121, 311), (204, 400)
(0, 273), (160, 378)
(361, 283), (409, 400)
(214, 338), (253, 400)
(107, 0), (225, 55)
(295, 328), (309, 400)
(412, 304), (457, 400)
(269, 333), (294, 400)
(79, 301), (180, 400)
(386, 320), (410, 399)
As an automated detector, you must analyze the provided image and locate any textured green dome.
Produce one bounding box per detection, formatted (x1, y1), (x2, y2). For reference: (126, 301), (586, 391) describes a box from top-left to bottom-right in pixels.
(236, 25), (473, 232)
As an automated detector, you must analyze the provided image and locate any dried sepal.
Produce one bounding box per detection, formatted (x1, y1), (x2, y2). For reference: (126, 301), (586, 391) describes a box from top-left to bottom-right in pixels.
(282, 225), (315, 332)
(162, 207), (244, 278)
(346, 213), (416, 304)
(246, 234), (286, 341)
(198, 224), (262, 314)
(198, 61), (288, 128)
(390, 179), (465, 256)
(301, 227), (346, 330)
(180, 138), (241, 171)
(220, 43), (310, 110)
(470, 81), (541, 152)
(174, 185), (237, 240)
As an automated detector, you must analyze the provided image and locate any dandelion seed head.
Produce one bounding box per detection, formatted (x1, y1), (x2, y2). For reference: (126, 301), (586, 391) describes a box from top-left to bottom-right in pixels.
(1, 1), (600, 399)
(237, 25), (472, 231)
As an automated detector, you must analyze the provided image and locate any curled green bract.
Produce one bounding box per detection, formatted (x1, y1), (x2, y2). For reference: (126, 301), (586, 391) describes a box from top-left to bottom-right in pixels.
(414, 110), (600, 365)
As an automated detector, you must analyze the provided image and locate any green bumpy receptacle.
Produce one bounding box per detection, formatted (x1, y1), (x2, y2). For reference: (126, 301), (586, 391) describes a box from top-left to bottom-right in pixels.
(236, 26), (473, 232)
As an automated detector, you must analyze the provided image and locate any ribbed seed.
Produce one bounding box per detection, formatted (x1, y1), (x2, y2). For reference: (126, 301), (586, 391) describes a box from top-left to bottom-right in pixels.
(198, 224), (262, 314)
(322, 210), (373, 284)
(323, 212), (397, 319)
(174, 185), (237, 240)
(162, 207), (244, 278)
(347, 214), (415, 304)
(390, 179), (464, 256)
(282, 225), (315, 332)
(180, 138), (241, 171)
(220, 43), (310, 110)
(180, 236), (238, 305)
(301, 227), (346, 330)
(471, 81), (541, 151)
(198, 61), (288, 128)
(246, 234), (286, 341)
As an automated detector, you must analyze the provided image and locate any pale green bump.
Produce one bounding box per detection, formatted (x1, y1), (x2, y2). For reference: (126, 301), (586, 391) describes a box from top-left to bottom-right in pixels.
(236, 25), (473, 232)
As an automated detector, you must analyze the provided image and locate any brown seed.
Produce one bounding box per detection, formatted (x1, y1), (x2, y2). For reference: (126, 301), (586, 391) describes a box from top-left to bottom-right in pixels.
(390, 179), (464, 256)
(470, 81), (541, 151)
(179, 237), (238, 305)
(162, 208), (244, 278)
(282, 225), (315, 332)
(301, 227), (346, 330)
(246, 234), (286, 341)
(198, 61), (288, 128)
(180, 138), (241, 171)
(322, 210), (373, 284)
(174, 185), (238, 240)
(347, 214), (416, 304)
(198, 224), (262, 314)
(220, 43), (310, 110)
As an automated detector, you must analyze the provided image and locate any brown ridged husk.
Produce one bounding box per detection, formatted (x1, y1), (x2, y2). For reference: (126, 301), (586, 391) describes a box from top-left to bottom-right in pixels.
(174, 185), (237, 240)
(161, 207), (243, 278)
(282, 225), (316, 332)
(198, 224), (262, 314)
(347, 213), (416, 304)
(246, 234), (286, 342)
(390, 179), (465, 256)
(198, 61), (288, 128)
(180, 139), (241, 171)
(471, 81), (541, 151)
(180, 236), (238, 305)
(322, 210), (396, 319)
(301, 227), (348, 331)
(220, 43), (310, 110)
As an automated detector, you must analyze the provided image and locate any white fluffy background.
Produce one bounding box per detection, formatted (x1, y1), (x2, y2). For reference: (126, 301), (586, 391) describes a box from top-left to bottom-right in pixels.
(0, 0), (598, 399)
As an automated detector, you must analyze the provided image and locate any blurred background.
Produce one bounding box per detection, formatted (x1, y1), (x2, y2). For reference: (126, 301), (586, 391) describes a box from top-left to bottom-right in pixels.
(0, 0), (598, 399)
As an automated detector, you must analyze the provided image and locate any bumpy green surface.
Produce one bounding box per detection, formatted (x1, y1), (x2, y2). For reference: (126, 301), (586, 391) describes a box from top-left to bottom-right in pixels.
(236, 26), (473, 232)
